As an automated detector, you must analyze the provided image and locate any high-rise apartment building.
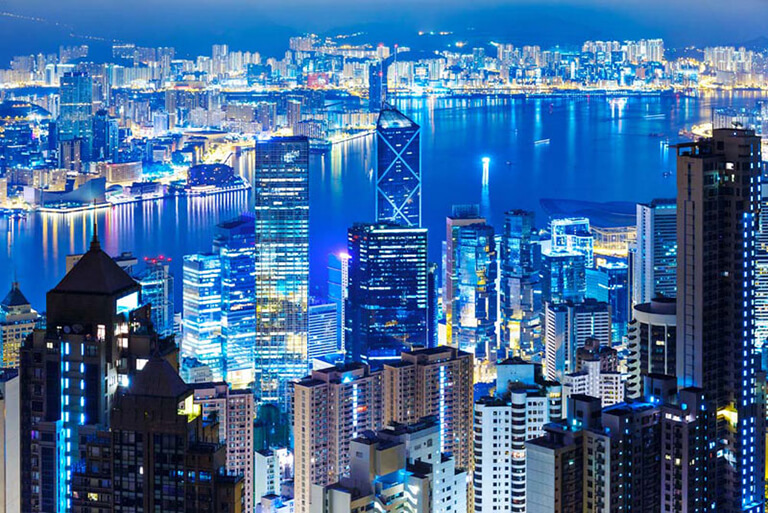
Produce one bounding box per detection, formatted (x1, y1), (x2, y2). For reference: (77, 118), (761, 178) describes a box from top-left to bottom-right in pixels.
(254, 137), (309, 408)
(676, 129), (765, 511)
(346, 224), (428, 365)
(562, 358), (623, 411)
(0, 282), (38, 368)
(182, 253), (223, 381)
(474, 359), (562, 513)
(444, 205), (497, 362)
(293, 363), (383, 513)
(632, 198), (677, 308)
(0, 369), (20, 513)
(376, 106), (421, 227)
(382, 347), (474, 472)
(626, 297), (676, 399)
(191, 382), (255, 513)
(499, 209), (540, 357)
(20, 236), (171, 512)
(544, 299), (611, 381)
(214, 215), (257, 389)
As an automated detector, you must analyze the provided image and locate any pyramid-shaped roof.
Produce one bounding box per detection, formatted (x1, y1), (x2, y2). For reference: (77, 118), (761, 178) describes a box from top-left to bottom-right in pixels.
(130, 356), (189, 398)
(1, 282), (30, 308)
(53, 235), (137, 296)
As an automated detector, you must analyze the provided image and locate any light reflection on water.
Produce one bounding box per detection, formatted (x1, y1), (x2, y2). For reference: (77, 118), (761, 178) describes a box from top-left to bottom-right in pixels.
(3, 92), (768, 309)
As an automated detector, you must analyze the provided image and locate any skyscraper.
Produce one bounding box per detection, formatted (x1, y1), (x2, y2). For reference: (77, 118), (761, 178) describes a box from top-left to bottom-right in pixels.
(368, 60), (386, 113)
(376, 106), (421, 227)
(214, 214), (257, 389)
(308, 301), (338, 361)
(549, 217), (593, 268)
(626, 297), (676, 399)
(541, 249), (586, 304)
(58, 71), (93, 160)
(254, 137), (309, 408)
(676, 129), (764, 510)
(182, 253), (223, 381)
(444, 205), (497, 363)
(327, 252), (350, 353)
(135, 256), (174, 338)
(499, 209), (540, 357)
(0, 282), (38, 368)
(632, 198), (677, 308)
(20, 236), (170, 512)
(346, 223), (428, 365)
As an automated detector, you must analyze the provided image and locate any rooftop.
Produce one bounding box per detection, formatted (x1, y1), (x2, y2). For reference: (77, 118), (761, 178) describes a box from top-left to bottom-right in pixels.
(130, 356), (189, 399)
(377, 105), (419, 130)
(53, 235), (138, 296)
(1, 282), (30, 308)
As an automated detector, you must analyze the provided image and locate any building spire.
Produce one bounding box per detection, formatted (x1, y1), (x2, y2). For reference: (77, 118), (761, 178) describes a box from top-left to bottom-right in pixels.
(90, 219), (100, 251)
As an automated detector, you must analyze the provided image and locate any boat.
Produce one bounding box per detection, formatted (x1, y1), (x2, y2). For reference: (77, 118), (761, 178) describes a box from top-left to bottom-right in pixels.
(534, 138), (550, 146)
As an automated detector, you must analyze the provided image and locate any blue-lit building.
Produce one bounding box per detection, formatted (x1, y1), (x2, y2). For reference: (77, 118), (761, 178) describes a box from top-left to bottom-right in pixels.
(376, 106), (421, 227)
(368, 60), (386, 112)
(586, 260), (629, 342)
(676, 129), (763, 510)
(632, 198), (676, 308)
(135, 255), (175, 339)
(328, 252), (350, 353)
(254, 137), (309, 408)
(346, 223), (429, 366)
(549, 217), (594, 268)
(500, 209), (541, 357)
(214, 214), (256, 389)
(181, 253), (223, 381)
(58, 71), (93, 161)
(444, 206), (497, 360)
(91, 108), (119, 161)
(541, 249), (586, 305)
(308, 301), (338, 361)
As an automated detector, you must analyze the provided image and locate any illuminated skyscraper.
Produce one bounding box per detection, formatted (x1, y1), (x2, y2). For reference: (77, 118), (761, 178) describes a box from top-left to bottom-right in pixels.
(444, 205), (497, 363)
(541, 249), (586, 304)
(135, 256), (174, 338)
(182, 253), (223, 381)
(676, 129), (764, 510)
(632, 199), (676, 308)
(214, 215), (257, 389)
(254, 137), (309, 408)
(308, 301), (338, 361)
(376, 106), (421, 227)
(499, 209), (540, 357)
(58, 71), (93, 160)
(0, 282), (38, 368)
(368, 60), (386, 113)
(346, 223), (428, 365)
(327, 252), (350, 352)
(549, 217), (593, 268)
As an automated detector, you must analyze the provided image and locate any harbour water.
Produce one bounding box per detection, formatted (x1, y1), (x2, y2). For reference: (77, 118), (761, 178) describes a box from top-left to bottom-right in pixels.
(2, 92), (766, 309)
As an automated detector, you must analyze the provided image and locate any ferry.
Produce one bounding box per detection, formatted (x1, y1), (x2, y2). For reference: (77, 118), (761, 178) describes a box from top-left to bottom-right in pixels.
(534, 138), (551, 146)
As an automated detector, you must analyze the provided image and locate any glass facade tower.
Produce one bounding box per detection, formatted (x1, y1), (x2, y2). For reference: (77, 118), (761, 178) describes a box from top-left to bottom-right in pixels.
(59, 71), (93, 159)
(376, 106), (421, 227)
(254, 137), (309, 408)
(182, 253), (223, 381)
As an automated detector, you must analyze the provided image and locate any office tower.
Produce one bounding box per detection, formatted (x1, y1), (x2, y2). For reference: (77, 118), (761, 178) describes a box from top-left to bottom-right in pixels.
(20, 235), (169, 511)
(0, 369), (19, 513)
(214, 215), (257, 389)
(444, 206), (497, 364)
(376, 106), (421, 227)
(308, 302), (338, 360)
(182, 253), (224, 381)
(544, 299), (611, 381)
(676, 129), (765, 511)
(368, 61), (386, 112)
(550, 217), (593, 268)
(293, 363), (383, 513)
(427, 262), (439, 348)
(474, 361), (562, 513)
(632, 199), (677, 308)
(91, 108), (118, 161)
(378, 417), (468, 513)
(586, 260), (629, 341)
(254, 137), (309, 408)
(541, 249), (586, 304)
(58, 71), (93, 160)
(562, 358), (623, 411)
(382, 347), (474, 472)
(327, 252), (350, 352)
(309, 433), (419, 513)
(626, 297), (676, 399)
(287, 99), (302, 130)
(0, 281), (38, 368)
(500, 209), (540, 356)
(108, 358), (244, 512)
(135, 256), (174, 338)
(192, 382), (255, 513)
(346, 224), (428, 365)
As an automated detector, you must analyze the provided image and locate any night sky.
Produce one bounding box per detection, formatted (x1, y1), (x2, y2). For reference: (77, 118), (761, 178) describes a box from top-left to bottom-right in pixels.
(0, 0), (766, 61)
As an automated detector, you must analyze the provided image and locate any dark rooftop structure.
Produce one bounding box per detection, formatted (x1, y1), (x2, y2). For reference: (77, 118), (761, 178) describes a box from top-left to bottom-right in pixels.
(1, 282), (30, 308)
(53, 235), (138, 297)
